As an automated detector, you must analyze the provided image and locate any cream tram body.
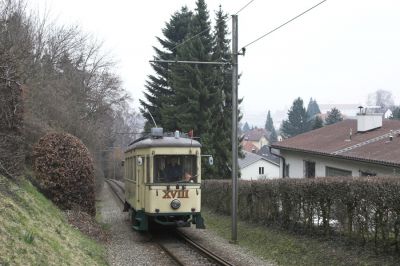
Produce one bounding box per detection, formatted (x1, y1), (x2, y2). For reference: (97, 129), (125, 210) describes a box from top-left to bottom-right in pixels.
(124, 134), (205, 231)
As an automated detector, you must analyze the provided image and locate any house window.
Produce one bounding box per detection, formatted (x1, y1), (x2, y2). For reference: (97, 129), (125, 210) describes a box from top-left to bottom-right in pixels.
(285, 164), (290, 178)
(360, 170), (376, 177)
(326, 166), (352, 177)
(259, 167), (264, 175)
(304, 161), (315, 178)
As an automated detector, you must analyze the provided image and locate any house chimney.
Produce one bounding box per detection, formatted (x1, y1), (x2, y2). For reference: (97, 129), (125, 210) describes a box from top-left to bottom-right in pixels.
(356, 106), (383, 132)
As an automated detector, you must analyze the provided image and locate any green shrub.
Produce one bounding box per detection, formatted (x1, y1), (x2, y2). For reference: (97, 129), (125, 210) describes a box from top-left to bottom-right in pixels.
(202, 177), (400, 253)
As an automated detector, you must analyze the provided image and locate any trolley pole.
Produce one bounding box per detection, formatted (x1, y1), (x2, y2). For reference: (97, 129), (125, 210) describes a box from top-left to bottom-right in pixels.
(231, 14), (239, 243)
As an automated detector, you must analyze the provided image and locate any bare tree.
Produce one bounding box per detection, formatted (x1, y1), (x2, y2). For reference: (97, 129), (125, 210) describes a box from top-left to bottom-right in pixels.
(367, 89), (395, 112)
(0, 0), (142, 182)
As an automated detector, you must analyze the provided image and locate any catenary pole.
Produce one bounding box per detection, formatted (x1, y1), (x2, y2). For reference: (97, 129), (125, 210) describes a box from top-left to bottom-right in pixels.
(231, 14), (238, 243)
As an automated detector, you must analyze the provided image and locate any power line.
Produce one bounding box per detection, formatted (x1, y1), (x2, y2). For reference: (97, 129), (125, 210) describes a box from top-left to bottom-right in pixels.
(241, 0), (328, 50)
(235, 0), (256, 15)
(170, 0), (256, 52)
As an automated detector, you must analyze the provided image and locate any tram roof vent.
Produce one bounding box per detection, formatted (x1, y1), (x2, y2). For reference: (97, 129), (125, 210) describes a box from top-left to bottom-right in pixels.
(151, 127), (164, 138)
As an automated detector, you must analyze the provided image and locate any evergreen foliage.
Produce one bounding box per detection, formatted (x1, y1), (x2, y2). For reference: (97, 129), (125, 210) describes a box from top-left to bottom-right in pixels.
(141, 1), (241, 178)
(140, 7), (193, 130)
(265, 110), (277, 142)
(166, 0), (215, 147)
(325, 107), (343, 125)
(242, 122), (250, 132)
(208, 6), (234, 178)
(280, 98), (310, 138)
(390, 107), (400, 120)
(306, 98), (321, 119)
(312, 116), (324, 130)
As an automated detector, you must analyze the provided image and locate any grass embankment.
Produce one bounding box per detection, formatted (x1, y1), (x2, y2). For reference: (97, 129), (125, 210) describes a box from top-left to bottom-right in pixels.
(0, 175), (107, 265)
(202, 208), (399, 266)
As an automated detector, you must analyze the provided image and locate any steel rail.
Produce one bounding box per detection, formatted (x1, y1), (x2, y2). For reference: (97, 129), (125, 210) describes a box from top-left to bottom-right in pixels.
(155, 241), (186, 266)
(106, 178), (232, 265)
(108, 178), (125, 192)
(105, 179), (124, 203)
(174, 230), (234, 266)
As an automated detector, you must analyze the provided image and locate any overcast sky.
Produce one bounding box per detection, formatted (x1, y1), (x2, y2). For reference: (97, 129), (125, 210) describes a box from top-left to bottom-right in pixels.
(29, 0), (400, 127)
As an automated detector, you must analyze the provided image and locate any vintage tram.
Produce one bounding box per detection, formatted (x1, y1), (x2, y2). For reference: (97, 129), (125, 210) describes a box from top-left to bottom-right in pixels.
(123, 128), (206, 231)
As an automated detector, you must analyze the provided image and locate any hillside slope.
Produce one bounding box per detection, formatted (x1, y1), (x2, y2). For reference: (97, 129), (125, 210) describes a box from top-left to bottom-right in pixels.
(0, 175), (107, 265)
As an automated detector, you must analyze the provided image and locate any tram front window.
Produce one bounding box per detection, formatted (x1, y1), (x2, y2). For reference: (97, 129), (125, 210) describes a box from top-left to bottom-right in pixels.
(154, 155), (197, 183)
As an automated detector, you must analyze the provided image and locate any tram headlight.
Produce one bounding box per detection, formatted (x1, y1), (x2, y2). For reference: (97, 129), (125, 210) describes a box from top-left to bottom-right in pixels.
(170, 199), (181, 210)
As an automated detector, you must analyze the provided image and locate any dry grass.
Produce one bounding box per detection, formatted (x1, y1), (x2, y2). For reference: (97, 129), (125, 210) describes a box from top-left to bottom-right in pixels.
(0, 175), (107, 265)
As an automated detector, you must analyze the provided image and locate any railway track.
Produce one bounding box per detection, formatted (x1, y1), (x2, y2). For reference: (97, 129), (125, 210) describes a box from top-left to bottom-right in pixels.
(154, 229), (234, 266)
(105, 178), (124, 203)
(105, 178), (234, 266)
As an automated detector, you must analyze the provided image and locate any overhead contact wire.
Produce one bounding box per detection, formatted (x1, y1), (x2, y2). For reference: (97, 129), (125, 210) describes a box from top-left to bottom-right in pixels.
(241, 0), (328, 49)
(170, 0), (256, 52)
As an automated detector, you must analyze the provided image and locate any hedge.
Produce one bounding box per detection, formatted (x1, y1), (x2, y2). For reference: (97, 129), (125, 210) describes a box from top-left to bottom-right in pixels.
(33, 132), (96, 216)
(202, 177), (400, 253)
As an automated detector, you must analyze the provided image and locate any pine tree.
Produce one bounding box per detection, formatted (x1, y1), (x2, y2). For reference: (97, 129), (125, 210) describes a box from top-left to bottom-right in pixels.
(306, 97), (321, 119)
(325, 107), (343, 125)
(389, 107), (400, 120)
(242, 122), (250, 132)
(209, 5), (233, 178)
(140, 7), (193, 130)
(163, 0), (217, 177)
(280, 97), (310, 137)
(312, 115), (324, 129)
(265, 110), (277, 142)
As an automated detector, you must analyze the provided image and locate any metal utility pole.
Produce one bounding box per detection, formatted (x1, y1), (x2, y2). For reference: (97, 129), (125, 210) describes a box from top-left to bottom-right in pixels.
(231, 14), (239, 243)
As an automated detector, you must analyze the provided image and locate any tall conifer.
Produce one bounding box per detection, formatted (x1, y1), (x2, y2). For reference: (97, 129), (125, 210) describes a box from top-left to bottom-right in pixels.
(209, 6), (232, 178)
(325, 107), (343, 125)
(306, 97), (321, 119)
(280, 98), (310, 137)
(164, 0), (217, 176)
(140, 7), (192, 130)
(265, 110), (277, 142)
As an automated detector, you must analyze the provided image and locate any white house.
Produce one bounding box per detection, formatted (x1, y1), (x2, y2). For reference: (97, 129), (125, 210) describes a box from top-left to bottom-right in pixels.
(239, 151), (280, 180)
(272, 108), (400, 178)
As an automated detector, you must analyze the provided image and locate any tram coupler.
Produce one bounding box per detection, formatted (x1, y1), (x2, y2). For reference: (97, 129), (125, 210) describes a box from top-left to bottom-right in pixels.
(176, 220), (190, 227)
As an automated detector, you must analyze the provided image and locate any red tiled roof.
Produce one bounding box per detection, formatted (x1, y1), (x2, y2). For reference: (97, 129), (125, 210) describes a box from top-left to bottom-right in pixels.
(241, 141), (259, 153)
(272, 119), (400, 167)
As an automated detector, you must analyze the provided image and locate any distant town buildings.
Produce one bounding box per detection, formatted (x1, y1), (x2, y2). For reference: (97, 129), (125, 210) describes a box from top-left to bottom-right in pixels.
(242, 128), (270, 150)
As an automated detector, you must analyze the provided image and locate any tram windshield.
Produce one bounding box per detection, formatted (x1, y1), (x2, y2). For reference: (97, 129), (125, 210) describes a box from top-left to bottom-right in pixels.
(153, 155), (198, 183)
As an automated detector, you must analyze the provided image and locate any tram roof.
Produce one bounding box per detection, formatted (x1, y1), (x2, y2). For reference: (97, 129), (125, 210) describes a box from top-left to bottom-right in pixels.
(126, 136), (201, 151)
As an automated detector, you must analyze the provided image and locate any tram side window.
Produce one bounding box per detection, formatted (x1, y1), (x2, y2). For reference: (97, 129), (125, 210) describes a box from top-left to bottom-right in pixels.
(153, 155), (197, 183)
(132, 156), (136, 182)
(125, 156), (135, 182)
(146, 156), (150, 183)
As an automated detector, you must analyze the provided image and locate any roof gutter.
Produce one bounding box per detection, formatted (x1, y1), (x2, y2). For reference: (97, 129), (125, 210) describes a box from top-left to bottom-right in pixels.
(272, 145), (400, 169)
(269, 146), (286, 178)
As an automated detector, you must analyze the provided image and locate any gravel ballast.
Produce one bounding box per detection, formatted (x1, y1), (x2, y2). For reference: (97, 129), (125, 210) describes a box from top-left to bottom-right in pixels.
(98, 182), (175, 266)
(179, 227), (275, 266)
(99, 181), (274, 265)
